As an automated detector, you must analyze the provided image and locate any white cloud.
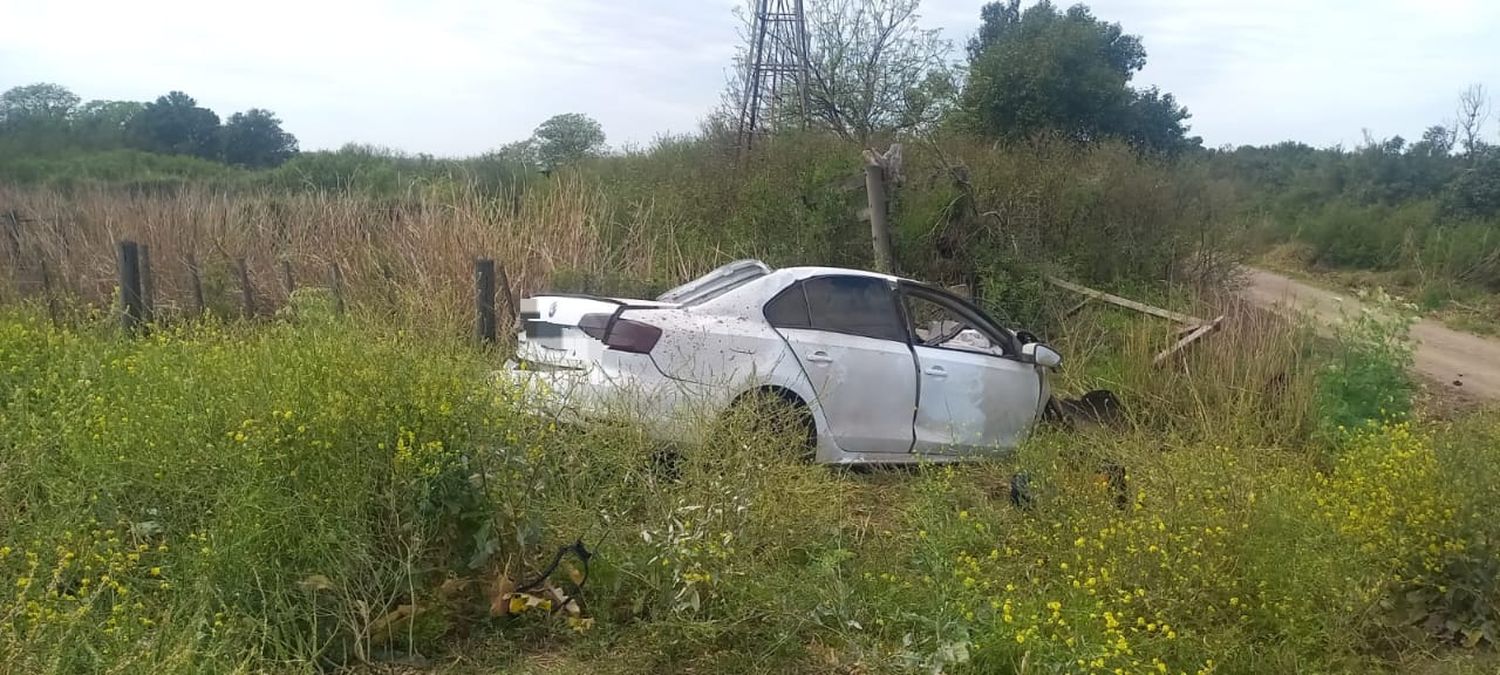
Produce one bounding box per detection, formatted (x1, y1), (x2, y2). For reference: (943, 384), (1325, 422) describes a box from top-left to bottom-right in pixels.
(2, 0), (1498, 154)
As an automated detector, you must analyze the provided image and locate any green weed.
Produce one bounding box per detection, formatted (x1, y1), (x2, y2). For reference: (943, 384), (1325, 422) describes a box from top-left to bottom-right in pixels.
(1314, 289), (1418, 442)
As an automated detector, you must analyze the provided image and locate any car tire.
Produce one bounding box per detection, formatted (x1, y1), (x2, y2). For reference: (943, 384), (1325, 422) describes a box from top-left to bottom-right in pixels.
(725, 388), (818, 463)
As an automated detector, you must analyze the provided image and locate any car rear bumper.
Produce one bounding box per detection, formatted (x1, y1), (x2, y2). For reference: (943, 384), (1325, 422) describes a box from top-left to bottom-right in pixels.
(498, 359), (722, 444)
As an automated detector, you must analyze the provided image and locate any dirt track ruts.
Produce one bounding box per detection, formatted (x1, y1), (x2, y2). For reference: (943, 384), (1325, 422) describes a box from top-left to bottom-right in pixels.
(1242, 267), (1500, 401)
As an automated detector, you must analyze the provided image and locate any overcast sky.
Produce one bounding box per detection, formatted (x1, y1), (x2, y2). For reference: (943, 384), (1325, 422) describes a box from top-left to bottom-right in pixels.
(3, 0), (1498, 156)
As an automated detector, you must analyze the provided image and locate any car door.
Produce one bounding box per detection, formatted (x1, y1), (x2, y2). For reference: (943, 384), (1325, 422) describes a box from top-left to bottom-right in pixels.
(764, 275), (917, 454)
(901, 285), (1044, 455)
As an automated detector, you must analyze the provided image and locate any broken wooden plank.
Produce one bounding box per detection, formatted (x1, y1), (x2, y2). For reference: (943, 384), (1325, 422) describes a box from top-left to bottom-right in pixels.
(1153, 315), (1225, 366)
(1174, 321), (1208, 336)
(1046, 276), (1205, 326)
(1063, 296), (1094, 317)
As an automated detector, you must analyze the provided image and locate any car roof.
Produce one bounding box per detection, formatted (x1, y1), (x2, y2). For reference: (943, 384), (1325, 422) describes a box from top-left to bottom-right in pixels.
(779, 266), (911, 284)
(660, 260), (931, 309)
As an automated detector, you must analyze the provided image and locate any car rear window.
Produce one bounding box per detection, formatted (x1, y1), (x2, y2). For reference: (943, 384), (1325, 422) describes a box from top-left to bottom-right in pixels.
(657, 259), (771, 305)
(802, 276), (906, 342)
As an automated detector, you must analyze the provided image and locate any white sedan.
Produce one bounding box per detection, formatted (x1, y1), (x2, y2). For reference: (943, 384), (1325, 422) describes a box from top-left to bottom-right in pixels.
(505, 260), (1061, 464)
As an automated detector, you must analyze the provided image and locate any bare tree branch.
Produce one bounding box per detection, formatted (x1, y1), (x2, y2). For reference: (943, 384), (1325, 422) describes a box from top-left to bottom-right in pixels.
(1457, 84), (1492, 160)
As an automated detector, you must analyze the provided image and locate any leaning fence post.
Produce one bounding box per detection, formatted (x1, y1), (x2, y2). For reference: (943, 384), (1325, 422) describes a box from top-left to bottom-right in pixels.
(118, 240), (145, 333)
(139, 243), (155, 324)
(475, 258), (497, 344)
(236, 257), (256, 318)
(495, 260), (516, 334)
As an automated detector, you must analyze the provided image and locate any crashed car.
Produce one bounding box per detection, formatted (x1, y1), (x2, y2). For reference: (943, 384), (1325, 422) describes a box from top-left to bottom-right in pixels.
(505, 260), (1061, 464)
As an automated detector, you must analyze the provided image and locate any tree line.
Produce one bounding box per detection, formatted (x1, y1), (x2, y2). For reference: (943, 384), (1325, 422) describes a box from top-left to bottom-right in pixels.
(0, 85), (297, 168)
(1215, 85), (1500, 221)
(0, 0), (1207, 175)
(2, 0), (1496, 199)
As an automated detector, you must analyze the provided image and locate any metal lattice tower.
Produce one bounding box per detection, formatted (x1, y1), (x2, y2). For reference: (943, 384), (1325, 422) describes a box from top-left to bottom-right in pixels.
(736, 0), (811, 150)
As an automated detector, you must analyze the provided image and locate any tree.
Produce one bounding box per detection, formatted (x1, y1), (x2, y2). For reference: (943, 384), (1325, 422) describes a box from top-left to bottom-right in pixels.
(0, 83), (80, 127)
(725, 0), (954, 141)
(1397, 125), (1460, 197)
(489, 138), (539, 168)
(220, 109), (298, 168)
(1411, 125), (1455, 158)
(1442, 86), (1497, 216)
(1445, 147), (1500, 218)
(961, 0), (1198, 154)
(0, 83), (81, 153)
(1456, 84), (1491, 159)
(800, 0), (954, 140)
(532, 113), (605, 169)
(74, 100), (145, 149)
(1121, 87), (1196, 155)
(129, 91), (221, 159)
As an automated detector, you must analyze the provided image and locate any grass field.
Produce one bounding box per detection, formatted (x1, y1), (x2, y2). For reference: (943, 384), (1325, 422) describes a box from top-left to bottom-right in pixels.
(3, 282), (1498, 673)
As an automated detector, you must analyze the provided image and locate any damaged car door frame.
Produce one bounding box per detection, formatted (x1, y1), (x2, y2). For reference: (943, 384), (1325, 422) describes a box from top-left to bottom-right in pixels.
(764, 273), (1060, 459)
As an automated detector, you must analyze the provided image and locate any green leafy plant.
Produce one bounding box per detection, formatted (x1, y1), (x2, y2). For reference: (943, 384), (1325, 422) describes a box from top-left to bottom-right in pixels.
(1315, 288), (1417, 442)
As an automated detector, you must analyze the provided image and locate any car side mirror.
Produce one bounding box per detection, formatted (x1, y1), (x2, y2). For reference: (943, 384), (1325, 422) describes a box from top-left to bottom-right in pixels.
(1020, 342), (1062, 369)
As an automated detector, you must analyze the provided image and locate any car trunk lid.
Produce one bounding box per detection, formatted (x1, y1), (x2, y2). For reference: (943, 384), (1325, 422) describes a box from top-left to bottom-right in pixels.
(516, 295), (675, 368)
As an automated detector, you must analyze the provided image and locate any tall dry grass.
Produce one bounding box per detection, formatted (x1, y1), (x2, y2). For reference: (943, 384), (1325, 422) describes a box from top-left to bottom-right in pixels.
(1053, 293), (1319, 447)
(1, 178), (705, 331)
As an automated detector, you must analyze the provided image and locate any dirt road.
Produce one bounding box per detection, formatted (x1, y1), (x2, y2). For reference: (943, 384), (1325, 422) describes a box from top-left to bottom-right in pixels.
(1242, 267), (1500, 401)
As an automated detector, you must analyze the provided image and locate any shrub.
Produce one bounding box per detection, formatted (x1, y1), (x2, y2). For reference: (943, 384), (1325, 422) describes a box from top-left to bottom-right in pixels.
(876, 417), (1500, 673)
(0, 149), (240, 191)
(1314, 289), (1417, 441)
(1316, 421), (1500, 649)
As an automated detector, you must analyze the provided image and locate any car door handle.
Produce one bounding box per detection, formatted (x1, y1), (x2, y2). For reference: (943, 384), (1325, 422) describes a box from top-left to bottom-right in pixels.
(806, 350), (834, 363)
(923, 365), (948, 378)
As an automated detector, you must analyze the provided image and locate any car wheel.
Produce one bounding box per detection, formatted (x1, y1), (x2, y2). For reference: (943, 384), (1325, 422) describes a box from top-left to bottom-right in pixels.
(725, 389), (817, 463)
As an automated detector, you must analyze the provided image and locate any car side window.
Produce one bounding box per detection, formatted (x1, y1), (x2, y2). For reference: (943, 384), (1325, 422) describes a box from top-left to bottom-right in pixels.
(904, 291), (1013, 357)
(763, 282), (811, 328)
(802, 276), (907, 342)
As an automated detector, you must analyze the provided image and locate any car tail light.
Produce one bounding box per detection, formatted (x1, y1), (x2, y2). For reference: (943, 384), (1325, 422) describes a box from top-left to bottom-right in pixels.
(578, 313), (610, 340)
(578, 313), (662, 354)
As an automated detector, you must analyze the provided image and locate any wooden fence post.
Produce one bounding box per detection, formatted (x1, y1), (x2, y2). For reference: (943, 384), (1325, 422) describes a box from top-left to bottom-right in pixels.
(187, 254), (206, 316)
(139, 243), (155, 323)
(2, 210), (21, 262)
(118, 240), (145, 333)
(475, 258), (497, 344)
(864, 156), (895, 274)
(495, 260), (516, 334)
(281, 260), (295, 297)
(38, 257), (60, 327)
(236, 257), (256, 318)
(329, 263), (346, 315)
